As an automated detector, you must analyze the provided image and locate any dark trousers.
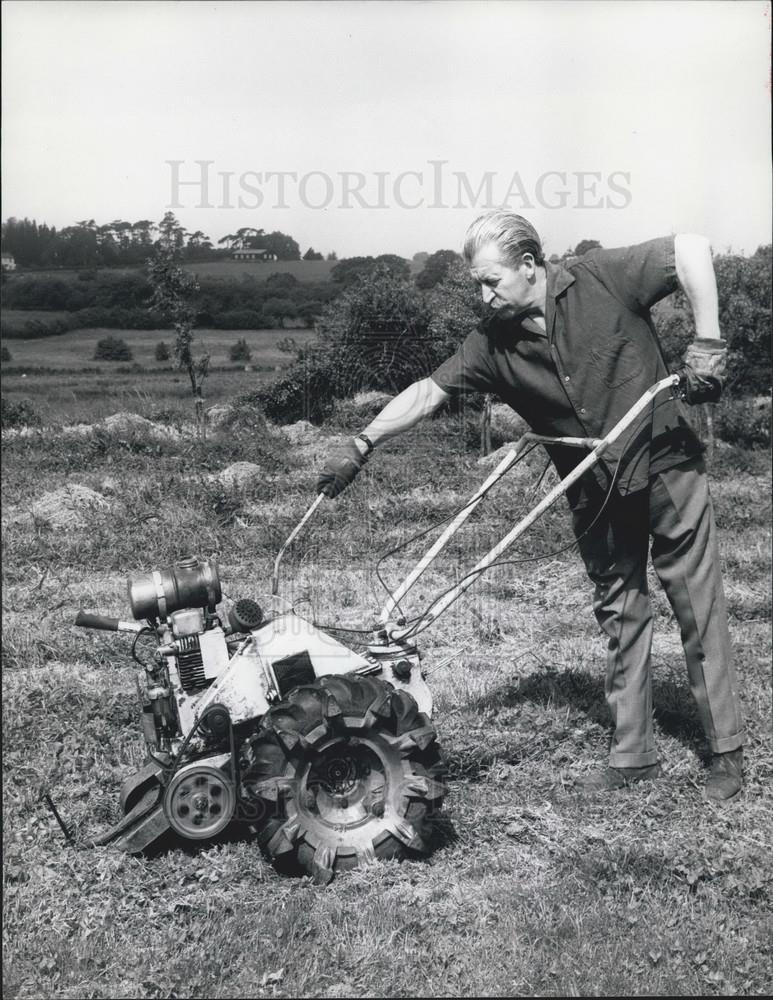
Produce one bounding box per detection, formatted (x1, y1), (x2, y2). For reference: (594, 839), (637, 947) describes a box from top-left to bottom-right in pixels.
(572, 456), (745, 767)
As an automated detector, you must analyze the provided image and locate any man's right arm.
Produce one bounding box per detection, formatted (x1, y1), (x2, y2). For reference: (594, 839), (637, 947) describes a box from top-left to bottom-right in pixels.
(359, 376), (451, 451)
(316, 377), (451, 498)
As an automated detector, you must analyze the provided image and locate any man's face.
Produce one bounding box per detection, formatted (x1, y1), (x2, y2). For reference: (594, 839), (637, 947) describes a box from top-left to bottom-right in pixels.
(469, 241), (537, 318)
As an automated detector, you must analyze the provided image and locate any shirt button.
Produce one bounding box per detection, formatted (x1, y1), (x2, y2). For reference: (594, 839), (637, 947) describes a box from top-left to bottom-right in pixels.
(580, 408), (587, 414)
(564, 375), (570, 382)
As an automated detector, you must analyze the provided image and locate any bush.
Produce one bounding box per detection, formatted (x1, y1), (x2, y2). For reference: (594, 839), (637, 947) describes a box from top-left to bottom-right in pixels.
(155, 341), (170, 362)
(229, 338), (252, 363)
(1, 396), (40, 429)
(0, 316), (74, 339)
(1, 345), (11, 362)
(212, 309), (264, 330)
(714, 395), (771, 448)
(94, 335), (133, 361)
(249, 355), (340, 424)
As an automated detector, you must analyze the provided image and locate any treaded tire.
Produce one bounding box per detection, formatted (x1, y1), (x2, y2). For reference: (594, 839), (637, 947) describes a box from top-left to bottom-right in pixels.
(240, 675), (446, 883)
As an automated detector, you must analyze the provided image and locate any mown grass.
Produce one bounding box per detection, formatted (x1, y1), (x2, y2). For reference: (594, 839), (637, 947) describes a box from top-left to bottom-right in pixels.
(2, 392), (771, 999)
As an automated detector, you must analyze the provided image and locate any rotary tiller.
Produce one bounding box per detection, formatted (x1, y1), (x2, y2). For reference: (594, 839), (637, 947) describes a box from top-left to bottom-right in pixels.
(74, 372), (712, 881)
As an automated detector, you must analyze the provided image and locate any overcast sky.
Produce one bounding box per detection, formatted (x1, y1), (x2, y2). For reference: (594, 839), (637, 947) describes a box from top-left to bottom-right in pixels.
(2, 0), (770, 259)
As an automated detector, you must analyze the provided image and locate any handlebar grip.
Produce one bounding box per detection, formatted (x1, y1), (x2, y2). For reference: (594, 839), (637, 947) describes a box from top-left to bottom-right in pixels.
(689, 375), (723, 404)
(74, 611), (121, 631)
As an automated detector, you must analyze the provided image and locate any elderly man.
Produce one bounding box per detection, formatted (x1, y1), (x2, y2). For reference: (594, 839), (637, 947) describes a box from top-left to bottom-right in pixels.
(317, 211), (744, 801)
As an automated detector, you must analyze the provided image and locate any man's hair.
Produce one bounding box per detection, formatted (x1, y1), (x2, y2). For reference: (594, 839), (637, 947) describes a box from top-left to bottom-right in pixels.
(463, 211), (545, 267)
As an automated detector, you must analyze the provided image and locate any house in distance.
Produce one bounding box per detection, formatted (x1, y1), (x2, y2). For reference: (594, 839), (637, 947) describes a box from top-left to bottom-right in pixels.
(232, 248), (277, 262)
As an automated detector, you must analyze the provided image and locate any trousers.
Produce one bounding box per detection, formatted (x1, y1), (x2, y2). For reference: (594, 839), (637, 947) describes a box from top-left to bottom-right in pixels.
(571, 456), (745, 767)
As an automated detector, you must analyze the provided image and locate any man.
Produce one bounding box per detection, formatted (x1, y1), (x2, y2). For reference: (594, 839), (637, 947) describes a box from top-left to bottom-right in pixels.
(317, 211), (745, 801)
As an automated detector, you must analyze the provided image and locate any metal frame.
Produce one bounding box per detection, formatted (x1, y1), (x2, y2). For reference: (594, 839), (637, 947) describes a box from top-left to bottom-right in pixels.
(381, 374), (680, 641)
(273, 375), (681, 643)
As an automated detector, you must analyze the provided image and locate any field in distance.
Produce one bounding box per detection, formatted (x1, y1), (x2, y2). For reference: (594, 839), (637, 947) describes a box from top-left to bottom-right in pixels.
(4, 257), (422, 284)
(0, 326), (316, 425)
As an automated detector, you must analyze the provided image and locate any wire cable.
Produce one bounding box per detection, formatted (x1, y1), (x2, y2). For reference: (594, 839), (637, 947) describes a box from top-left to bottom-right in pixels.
(394, 394), (676, 641)
(373, 441), (543, 618)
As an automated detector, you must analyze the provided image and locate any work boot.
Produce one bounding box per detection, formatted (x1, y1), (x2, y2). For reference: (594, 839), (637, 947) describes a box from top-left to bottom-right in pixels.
(705, 747), (744, 802)
(575, 762), (661, 793)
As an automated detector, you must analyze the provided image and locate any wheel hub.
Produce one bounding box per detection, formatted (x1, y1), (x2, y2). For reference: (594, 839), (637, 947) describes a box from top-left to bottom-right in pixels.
(164, 758), (236, 840)
(305, 742), (385, 827)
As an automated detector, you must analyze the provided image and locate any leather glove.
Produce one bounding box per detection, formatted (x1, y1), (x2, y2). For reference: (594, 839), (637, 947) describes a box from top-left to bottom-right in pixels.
(675, 363), (724, 405)
(677, 338), (727, 405)
(683, 338), (728, 379)
(317, 437), (368, 498)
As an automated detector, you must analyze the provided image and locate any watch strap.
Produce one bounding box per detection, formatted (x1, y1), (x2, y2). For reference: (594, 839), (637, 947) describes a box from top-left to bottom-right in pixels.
(355, 433), (374, 456)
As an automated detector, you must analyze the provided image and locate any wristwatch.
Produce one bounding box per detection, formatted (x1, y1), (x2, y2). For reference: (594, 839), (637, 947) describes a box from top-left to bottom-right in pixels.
(355, 432), (374, 457)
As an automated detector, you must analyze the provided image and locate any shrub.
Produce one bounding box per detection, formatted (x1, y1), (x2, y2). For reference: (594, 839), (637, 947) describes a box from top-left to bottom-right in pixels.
(229, 338), (252, 363)
(155, 341), (170, 362)
(249, 354), (341, 424)
(213, 309), (264, 330)
(94, 335), (133, 361)
(1, 345), (11, 362)
(714, 395), (771, 448)
(0, 317), (74, 339)
(1, 396), (40, 429)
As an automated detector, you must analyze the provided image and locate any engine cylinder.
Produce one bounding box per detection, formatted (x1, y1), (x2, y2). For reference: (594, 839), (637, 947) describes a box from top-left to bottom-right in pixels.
(127, 557), (221, 621)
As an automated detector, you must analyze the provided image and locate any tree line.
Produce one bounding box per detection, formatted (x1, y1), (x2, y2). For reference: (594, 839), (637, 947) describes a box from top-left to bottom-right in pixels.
(0, 214), (318, 268)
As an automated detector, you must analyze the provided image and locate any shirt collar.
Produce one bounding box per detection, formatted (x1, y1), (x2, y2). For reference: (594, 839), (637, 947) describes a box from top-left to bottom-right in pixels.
(545, 260), (576, 301)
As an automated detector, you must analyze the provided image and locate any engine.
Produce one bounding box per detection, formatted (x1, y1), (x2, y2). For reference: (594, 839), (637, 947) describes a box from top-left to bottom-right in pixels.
(127, 557), (263, 751)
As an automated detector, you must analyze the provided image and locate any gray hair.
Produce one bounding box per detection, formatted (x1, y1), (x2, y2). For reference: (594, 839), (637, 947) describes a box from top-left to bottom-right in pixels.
(463, 211), (545, 267)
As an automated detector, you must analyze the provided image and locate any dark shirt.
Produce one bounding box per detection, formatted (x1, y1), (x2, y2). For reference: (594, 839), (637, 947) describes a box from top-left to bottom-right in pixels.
(431, 236), (701, 507)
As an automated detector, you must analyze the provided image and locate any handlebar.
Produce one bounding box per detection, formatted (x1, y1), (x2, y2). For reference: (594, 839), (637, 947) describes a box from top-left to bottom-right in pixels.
(677, 372), (723, 405)
(74, 611), (147, 633)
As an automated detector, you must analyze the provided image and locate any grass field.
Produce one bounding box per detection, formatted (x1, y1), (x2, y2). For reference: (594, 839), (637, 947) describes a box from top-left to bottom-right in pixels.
(1, 328), (316, 425)
(1, 367), (771, 998)
(3, 258), (422, 285)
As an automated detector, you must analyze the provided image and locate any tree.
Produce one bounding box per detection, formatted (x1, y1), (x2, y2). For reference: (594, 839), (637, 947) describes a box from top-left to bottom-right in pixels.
(157, 211), (186, 250)
(147, 214), (207, 437)
(574, 239), (602, 257)
(331, 254), (410, 286)
(314, 265), (433, 396)
(415, 249), (462, 290)
(303, 247), (323, 260)
(266, 271), (298, 292)
(155, 341), (170, 362)
(255, 266), (434, 423)
(424, 258), (483, 358)
(263, 230), (301, 260)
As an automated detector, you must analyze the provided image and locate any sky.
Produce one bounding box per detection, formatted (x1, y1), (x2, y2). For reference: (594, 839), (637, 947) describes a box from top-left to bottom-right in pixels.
(2, 0), (771, 259)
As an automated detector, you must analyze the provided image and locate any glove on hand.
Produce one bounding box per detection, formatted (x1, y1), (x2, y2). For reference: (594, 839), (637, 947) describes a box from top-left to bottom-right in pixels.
(317, 437), (368, 498)
(675, 362), (724, 405)
(683, 338), (728, 379)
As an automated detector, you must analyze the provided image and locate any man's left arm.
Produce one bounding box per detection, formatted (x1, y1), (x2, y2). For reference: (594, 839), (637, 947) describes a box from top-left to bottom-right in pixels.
(674, 233), (728, 382)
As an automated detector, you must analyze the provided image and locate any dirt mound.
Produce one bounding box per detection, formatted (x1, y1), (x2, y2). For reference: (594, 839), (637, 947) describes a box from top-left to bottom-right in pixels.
(490, 403), (528, 441)
(31, 484), (110, 530)
(215, 462), (263, 489)
(279, 420), (320, 444)
(102, 412), (157, 434)
(99, 412), (183, 439)
(206, 403), (267, 432)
